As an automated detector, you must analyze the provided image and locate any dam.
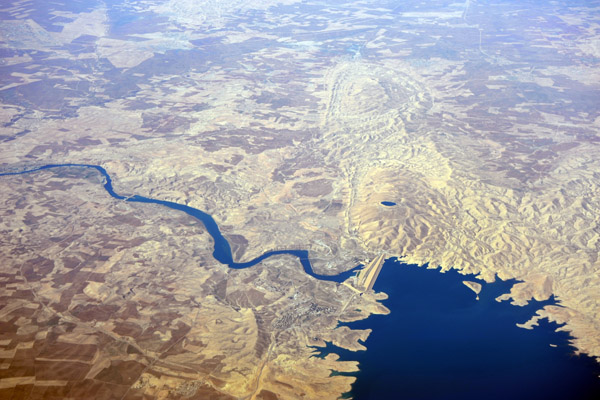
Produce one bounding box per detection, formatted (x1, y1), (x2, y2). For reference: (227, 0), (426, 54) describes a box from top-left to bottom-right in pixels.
(355, 254), (386, 292)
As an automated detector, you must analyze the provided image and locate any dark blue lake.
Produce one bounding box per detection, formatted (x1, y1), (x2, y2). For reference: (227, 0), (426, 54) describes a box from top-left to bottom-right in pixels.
(319, 259), (600, 400)
(2, 165), (600, 399)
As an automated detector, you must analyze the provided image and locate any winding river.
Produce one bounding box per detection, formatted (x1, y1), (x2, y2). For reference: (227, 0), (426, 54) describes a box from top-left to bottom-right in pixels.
(0, 163), (358, 281)
(2, 163), (600, 399)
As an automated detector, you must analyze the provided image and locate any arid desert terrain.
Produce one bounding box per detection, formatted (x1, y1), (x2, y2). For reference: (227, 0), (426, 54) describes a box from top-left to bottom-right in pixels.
(1, 0), (599, 398)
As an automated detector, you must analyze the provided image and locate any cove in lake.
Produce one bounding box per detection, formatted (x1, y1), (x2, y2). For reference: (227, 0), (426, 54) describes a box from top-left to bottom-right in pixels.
(316, 258), (600, 400)
(3, 165), (600, 399)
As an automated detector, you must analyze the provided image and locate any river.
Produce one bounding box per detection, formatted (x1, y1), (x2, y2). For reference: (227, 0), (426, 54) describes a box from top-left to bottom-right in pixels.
(2, 163), (599, 399)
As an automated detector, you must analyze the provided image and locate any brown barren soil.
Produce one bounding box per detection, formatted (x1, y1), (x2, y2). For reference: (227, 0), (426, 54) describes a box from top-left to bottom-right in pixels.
(1, 0), (600, 398)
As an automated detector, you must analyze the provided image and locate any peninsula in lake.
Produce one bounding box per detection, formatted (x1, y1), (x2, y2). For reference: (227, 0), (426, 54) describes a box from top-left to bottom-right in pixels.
(1, 0), (600, 398)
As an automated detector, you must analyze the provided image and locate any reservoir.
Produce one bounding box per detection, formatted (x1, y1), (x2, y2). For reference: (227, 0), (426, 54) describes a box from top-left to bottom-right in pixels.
(322, 258), (600, 400)
(2, 165), (600, 399)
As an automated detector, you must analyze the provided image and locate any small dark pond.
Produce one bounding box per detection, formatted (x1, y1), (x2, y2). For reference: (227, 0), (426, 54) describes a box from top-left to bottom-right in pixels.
(2, 165), (599, 399)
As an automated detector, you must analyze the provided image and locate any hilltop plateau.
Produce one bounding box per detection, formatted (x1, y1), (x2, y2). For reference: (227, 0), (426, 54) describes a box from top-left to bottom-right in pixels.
(1, 0), (599, 398)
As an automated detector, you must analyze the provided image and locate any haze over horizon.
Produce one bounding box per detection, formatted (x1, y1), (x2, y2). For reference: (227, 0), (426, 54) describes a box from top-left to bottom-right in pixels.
(1, 0), (600, 398)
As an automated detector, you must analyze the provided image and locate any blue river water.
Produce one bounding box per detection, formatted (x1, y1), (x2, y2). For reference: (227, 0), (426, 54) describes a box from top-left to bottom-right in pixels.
(0, 164), (359, 281)
(2, 164), (600, 398)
